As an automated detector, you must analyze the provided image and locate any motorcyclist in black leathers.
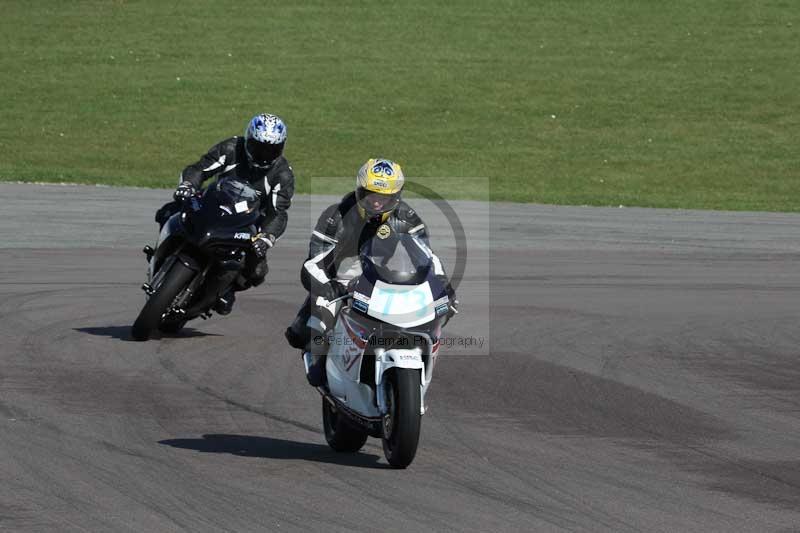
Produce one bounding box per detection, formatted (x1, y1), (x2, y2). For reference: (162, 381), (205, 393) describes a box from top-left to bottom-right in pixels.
(155, 113), (295, 315)
(285, 158), (456, 386)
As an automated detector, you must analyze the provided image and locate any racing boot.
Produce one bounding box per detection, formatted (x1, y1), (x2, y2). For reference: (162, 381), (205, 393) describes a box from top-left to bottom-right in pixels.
(213, 289), (236, 316)
(284, 325), (307, 350)
(303, 351), (326, 387)
(142, 245), (155, 263)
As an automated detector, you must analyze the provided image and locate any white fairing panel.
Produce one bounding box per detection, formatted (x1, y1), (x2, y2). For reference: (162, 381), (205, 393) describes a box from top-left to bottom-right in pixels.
(326, 315), (379, 417)
(367, 280), (435, 328)
(375, 348), (424, 383)
(375, 348), (428, 415)
(325, 308), (440, 418)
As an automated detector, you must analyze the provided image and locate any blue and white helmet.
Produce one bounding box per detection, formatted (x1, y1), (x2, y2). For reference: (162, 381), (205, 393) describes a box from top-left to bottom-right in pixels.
(244, 113), (287, 168)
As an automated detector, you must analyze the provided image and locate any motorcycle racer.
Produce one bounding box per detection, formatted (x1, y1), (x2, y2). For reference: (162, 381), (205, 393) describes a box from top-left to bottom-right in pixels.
(285, 158), (456, 386)
(155, 113), (295, 314)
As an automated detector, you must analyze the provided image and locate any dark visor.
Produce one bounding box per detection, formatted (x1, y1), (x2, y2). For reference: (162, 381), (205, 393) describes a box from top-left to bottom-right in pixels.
(246, 138), (284, 165)
(356, 187), (400, 215)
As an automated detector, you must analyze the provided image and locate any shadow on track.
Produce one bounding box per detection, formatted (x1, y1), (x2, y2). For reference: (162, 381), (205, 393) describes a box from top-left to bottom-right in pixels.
(74, 326), (221, 341)
(159, 434), (387, 469)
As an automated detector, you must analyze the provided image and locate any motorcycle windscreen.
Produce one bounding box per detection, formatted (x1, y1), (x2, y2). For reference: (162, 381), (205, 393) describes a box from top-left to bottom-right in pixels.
(216, 178), (260, 210)
(366, 279), (437, 328)
(360, 232), (432, 285)
(199, 178), (262, 228)
(361, 233), (440, 327)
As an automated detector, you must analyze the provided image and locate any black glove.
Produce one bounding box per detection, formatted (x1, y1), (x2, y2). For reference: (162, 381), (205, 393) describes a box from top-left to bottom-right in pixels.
(435, 275), (456, 300)
(251, 233), (273, 258)
(173, 181), (196, 201)
(319, 281), (348, 302)
(448, 298), (460, 318)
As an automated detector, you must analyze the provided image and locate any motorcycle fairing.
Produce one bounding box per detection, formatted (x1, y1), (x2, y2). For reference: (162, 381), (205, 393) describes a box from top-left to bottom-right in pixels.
(144, 177), (262, 320)
(366, 279), (436, 328)
(326, 307), (439, 417)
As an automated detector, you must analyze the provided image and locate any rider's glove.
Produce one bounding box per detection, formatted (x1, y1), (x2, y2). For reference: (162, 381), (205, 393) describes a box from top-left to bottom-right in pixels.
(173, 181), (196, 201)
(447, 298), (460, 320)
(252, 233), (274, 258)
(434, 274), (458, 322)
(319, 281), (348, 303)
(435, 274), (456, 300)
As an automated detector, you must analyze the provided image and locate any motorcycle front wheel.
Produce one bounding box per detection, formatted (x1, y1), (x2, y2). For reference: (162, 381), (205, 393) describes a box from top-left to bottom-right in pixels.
(381, 368), (421, 469)
(131, 260), (194, 341)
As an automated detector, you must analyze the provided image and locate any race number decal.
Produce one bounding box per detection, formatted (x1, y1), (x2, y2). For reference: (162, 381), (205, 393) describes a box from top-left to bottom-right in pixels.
(368, 280), (435, 328)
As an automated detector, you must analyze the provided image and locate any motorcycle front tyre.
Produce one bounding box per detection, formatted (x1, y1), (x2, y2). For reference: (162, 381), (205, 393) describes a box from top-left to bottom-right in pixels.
(381, 368), (422, 469)
(131, 260), (194, 341)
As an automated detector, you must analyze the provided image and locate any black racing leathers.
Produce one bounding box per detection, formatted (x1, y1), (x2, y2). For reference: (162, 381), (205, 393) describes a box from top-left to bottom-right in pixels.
(180, 136), (295, 244)
(286, 192), (453, 350)
(154, 136), (295, 293)
(300, 192), (447, 295)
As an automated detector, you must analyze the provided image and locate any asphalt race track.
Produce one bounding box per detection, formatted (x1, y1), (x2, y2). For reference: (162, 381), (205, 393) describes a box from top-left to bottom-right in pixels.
(2, 182), (800, 532)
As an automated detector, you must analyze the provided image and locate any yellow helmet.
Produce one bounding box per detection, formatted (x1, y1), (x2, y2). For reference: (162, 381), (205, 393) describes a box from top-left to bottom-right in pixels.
(356, 158), (404, 220)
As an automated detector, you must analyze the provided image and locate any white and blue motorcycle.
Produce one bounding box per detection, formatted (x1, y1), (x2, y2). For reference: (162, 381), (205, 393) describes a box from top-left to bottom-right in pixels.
(314, 232), (455, 468)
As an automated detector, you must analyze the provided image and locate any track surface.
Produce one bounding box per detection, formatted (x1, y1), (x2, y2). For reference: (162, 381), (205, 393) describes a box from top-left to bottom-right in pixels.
(2, 183), (800, 532)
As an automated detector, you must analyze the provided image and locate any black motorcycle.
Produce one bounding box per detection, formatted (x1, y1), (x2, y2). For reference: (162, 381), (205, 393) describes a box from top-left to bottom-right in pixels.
(131, 178), (262, 341)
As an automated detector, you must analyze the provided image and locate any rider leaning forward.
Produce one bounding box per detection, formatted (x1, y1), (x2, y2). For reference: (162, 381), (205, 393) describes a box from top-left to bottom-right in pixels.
(155, 113), (295, 315)
(285, 158), (457, 386)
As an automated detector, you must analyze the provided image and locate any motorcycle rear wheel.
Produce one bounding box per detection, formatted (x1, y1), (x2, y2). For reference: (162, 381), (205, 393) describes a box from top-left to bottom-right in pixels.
(322, 398), (368, 452)
(381, 368), (421, 469)
(131, 261), (194, 341)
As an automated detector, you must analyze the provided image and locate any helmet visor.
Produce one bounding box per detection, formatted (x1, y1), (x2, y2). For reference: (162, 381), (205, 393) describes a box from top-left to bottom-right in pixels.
(246, 138), (284, 167)
(356, 187), (400, 216)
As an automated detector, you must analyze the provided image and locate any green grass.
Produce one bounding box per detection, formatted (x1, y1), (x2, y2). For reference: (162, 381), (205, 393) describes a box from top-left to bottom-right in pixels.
(1, 1), (799, 210)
